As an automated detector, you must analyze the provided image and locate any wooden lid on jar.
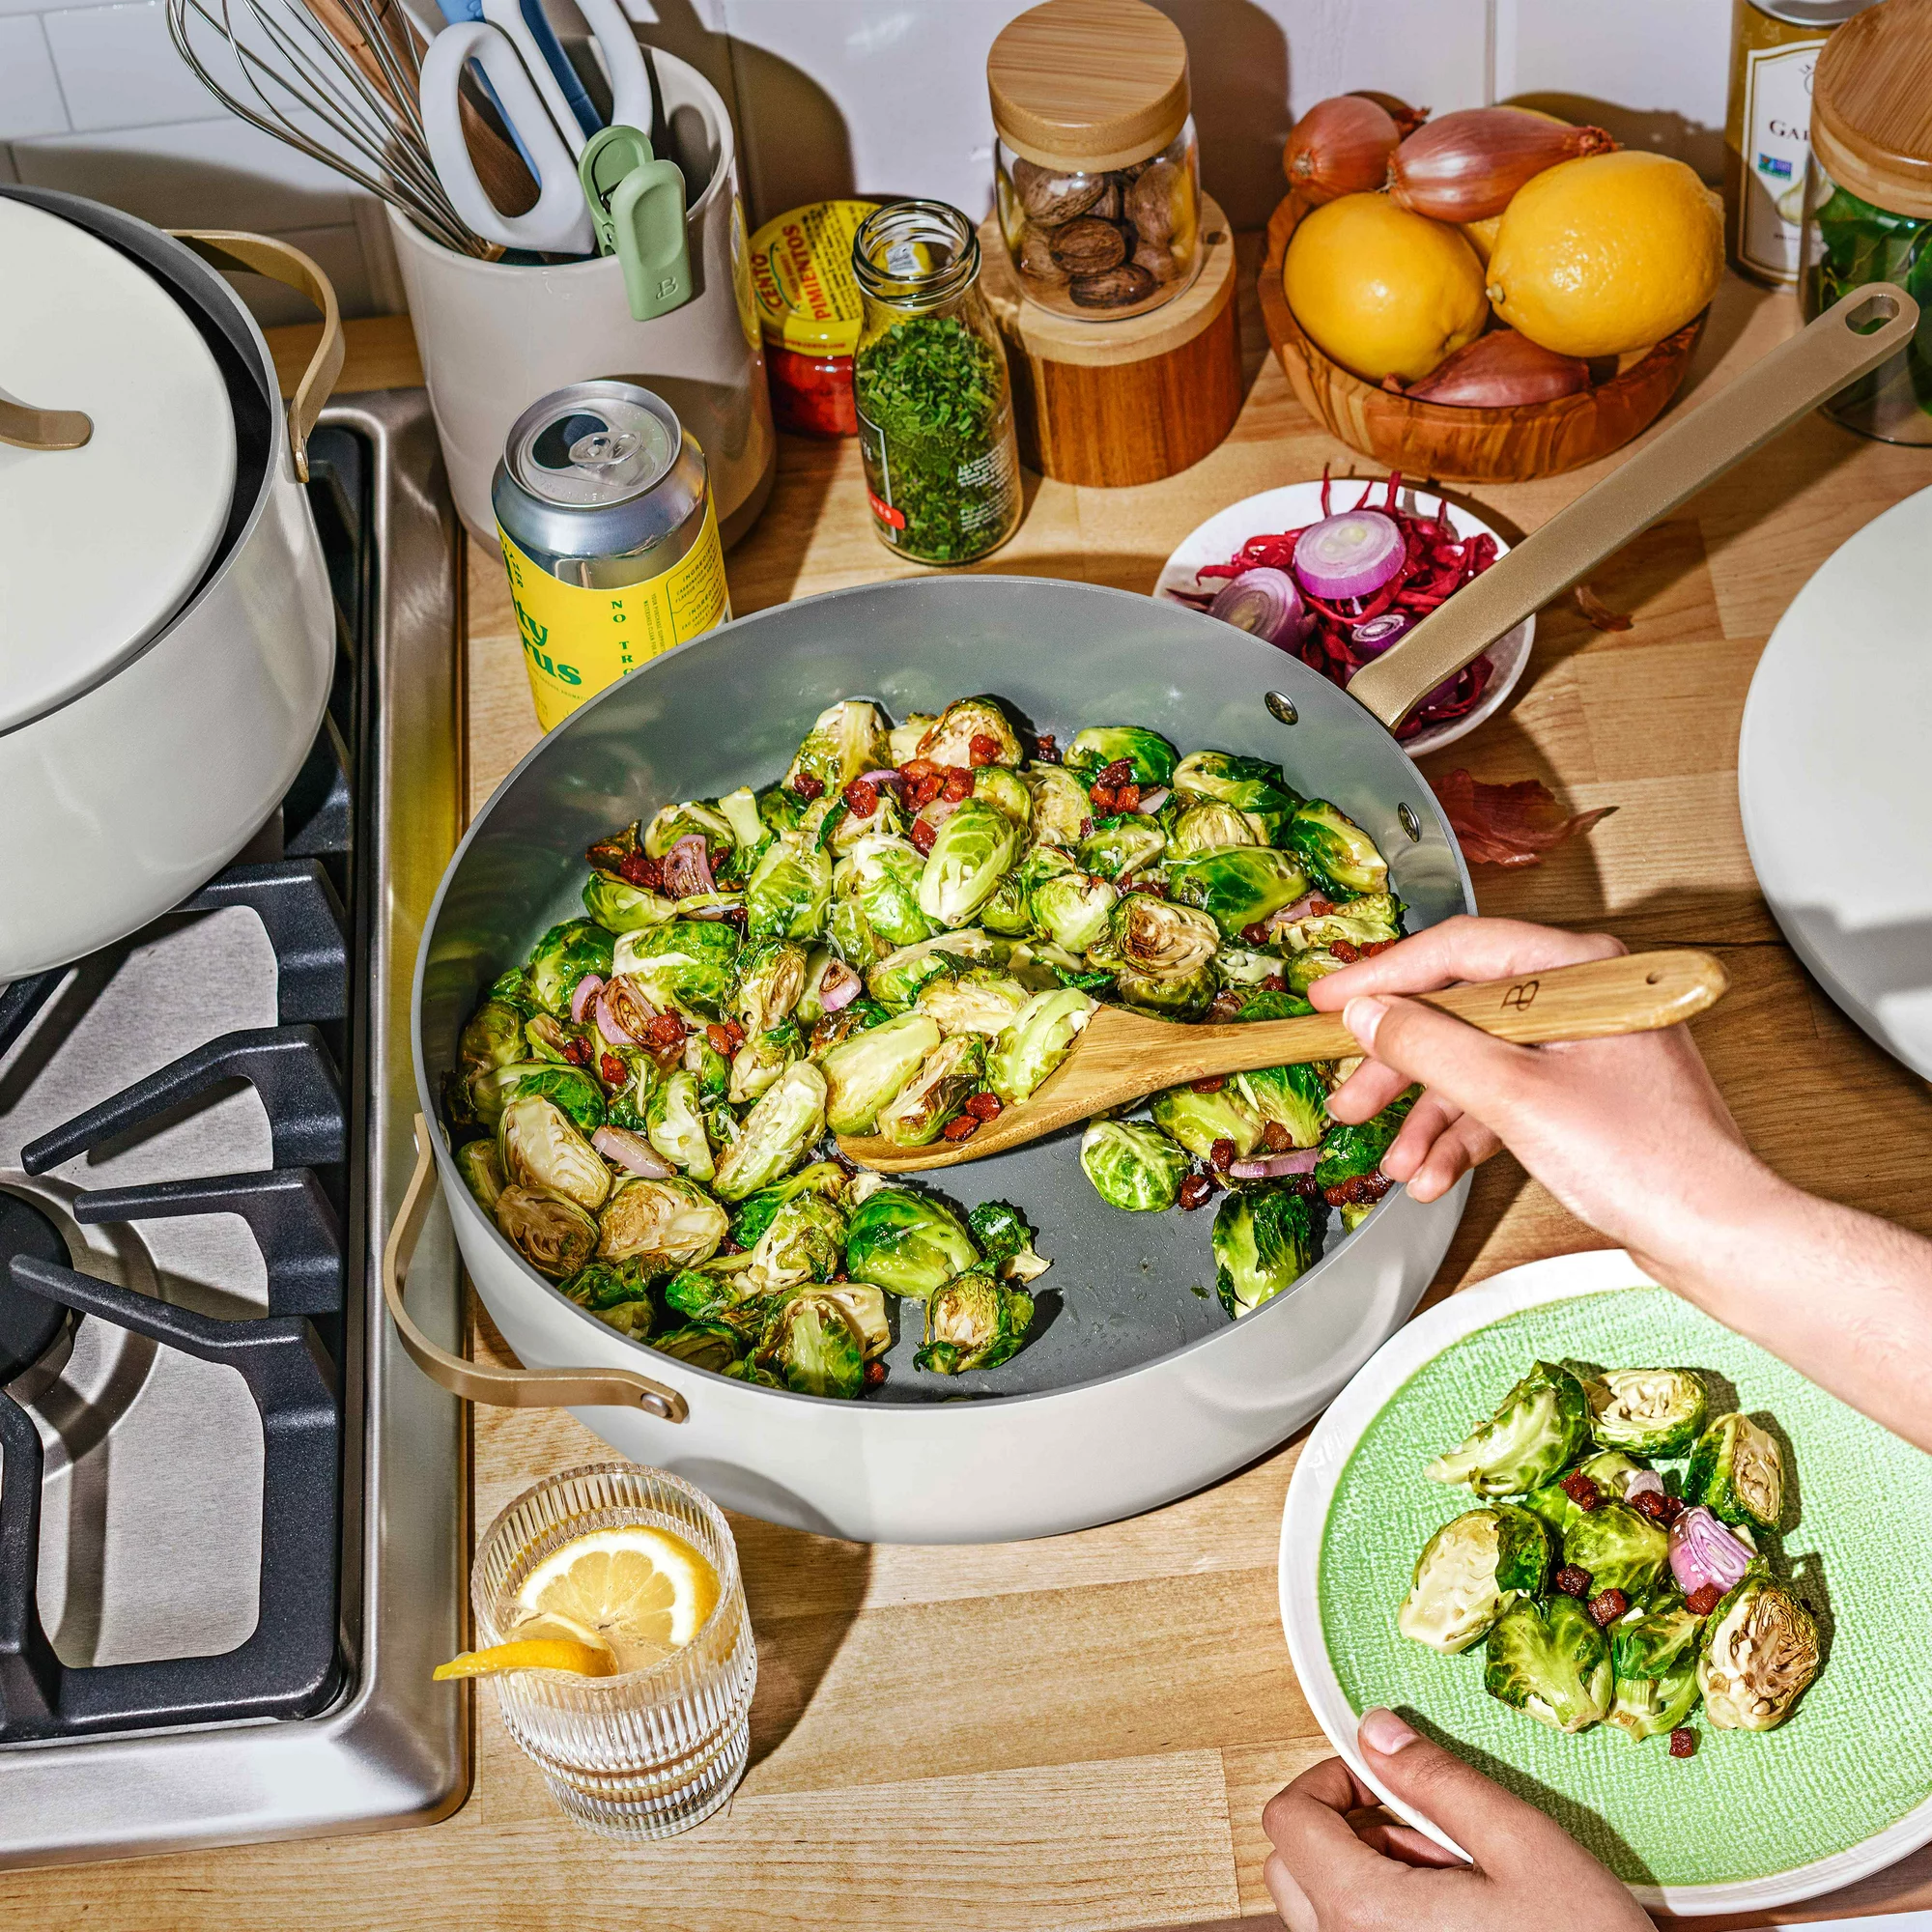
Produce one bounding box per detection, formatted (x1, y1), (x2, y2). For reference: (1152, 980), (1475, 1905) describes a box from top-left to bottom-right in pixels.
(1813, 0), (1932, 219)
(987, 0), (1190, 175)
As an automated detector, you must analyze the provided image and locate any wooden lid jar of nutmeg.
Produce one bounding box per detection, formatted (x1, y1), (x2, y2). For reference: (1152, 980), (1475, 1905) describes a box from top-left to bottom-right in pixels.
(988, 0), (1203, 322)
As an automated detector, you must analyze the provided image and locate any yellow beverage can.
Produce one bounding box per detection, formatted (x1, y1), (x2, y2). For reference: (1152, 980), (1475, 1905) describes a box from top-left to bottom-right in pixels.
(493, 382), (731, 732)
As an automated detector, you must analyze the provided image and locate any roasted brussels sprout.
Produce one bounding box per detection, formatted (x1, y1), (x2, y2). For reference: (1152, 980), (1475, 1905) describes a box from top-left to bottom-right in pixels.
(827, 893), (891, 970)
(1577, 1448), (1651, 1497)
(494, 1184), (599, 1279)
(1031, 867), (1118, 953)
(459, 1000), (529, 1077)
(838, 834), (935, 948)
(652, 1320), (747, 1374)
(1698, 1577), (1819, 1731)
(1608, 1597), (1704, 1740)
(469, 1060), (607, 1134)
(1213, 947), (1281, 987)
(820, 1011), (941, 1135)
(499, 1095), (611, 1211)
(986, 987), (1095, 1104)
(727, 1160), (847, 1248)
(745, 827), (833, 942)
(717, 785), (769, 861)
(1234, 1061), (1329, 1149)
(485, 965), (536, 1010)
(1025, 761), (1092, 844)
(1584, 1369), (1709, 1458)
(915, 696), (1022, 769)
(1211, 1185), (1318, 1319)
(728, 1018), (806, 1104)
(527, 920), (616, 1014)
(1169, 801), (1261, 856)
(1269, 893), (1405, 956)
(644, 1066), (715, 1180)
(732, 940), (809, 1036)
(1151, 1082), (1264, 1158)
(1314, 1091), (1416, 1188)
(611, 921), (740, 1018)
(1685, 1411), (1785, 1533)
(1397, 1505), (1550, 1654)
(642, 799), (734, 861)
(1285, 800), (1388, 896)
(521, 1011), (588, 1065)
(966, 1199), (1050, 1284)
(889, 712), (938, 765)
(867, 929), (996, 1009)
(711, 1061), (828, 1201)
(970, 764), (1033, 826)
(1285, 948), (1350, 995)
(455, 1137), (505, 1210)
(1171, 750), (1302, 833)
(582, 870), (676, 933)
(844, 1185), (980, 1300)
(596, 1175), (728, 1267)
(1165, 848), (1311, 936)
(876, 1035), (985, 1147)
(745, 1191), (849, 1293)
(915, 966), (1031, 1038)
(1080, 1119), (1189, 1212)
(1231, 987), (1317, 1023)
(756, 1290), (869, 1399)
(660, 1259), (754, 1321)
(1427, 1361), (1590, 1496)
(1561, 1500), (1670, 1598)
(1065, 725), (1179, 787)
(1076, 815), (1167, 882)
(1484, 1595), (1612, 1734)
(1086, 895), (1220, 1016)
(917, 799), (1022, 929)
(915, 1265), (1035, 1375)
(784, 698), (891, 793)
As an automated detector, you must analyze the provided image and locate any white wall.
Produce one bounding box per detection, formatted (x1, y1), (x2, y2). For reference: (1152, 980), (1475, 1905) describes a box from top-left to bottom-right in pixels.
(0, 0), (1732, 323)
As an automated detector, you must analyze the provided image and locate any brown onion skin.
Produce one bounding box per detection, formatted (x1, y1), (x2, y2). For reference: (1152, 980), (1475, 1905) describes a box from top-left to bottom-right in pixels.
(1284, 95), (1403, 205)
(1399, 328), (1590, 407)
(1388, 106), (1616, 222)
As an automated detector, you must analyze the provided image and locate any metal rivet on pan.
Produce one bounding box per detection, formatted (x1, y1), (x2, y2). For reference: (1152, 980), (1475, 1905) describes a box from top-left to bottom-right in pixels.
(1398, 803), (1422, 842)
(1264, 692), (1297, 726)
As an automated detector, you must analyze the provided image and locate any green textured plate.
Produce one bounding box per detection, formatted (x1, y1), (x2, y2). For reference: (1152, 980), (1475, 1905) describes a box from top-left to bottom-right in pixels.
(1279, 1249), (1932, 1917)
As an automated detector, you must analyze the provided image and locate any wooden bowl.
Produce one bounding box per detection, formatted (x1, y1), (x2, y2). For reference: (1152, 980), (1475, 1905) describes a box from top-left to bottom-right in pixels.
(1259, 195), (1705, 482)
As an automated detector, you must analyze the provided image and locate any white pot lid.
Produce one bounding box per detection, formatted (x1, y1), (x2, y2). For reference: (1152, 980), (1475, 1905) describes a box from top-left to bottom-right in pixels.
(0, 197), (237, 733)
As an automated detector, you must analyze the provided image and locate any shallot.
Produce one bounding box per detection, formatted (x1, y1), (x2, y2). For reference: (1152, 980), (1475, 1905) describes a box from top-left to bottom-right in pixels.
(569, 973), (604, 1024)
(592, 1125), (674, 1179)
(662, 833), (716, 898)
(1389, 106), (1616, 222)
(1227, 1149), (1321, 1179)
(1401, 328), (1590, 408)
(1207, 567), (1307, 647)
(818, 959), (863, 1012)
(1136, 786), (1170, 814)
(1668, 1506), (1755, 1599)
(1283, 94), (1405, 206)
(1293, 510), (1406, 602)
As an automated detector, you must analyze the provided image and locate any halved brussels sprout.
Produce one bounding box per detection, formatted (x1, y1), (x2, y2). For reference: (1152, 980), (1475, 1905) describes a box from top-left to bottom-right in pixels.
(522, 1011), (587, 1065)
(718, 785), (768, 859)
(1521, 1449), (1653, 1540)
(1232, 987), (1317, 1023)
(810, 999), (893, 1056)
(711, 1061), (828, 1201)
(1698, 1577), (1819, 1731)
(1026, 762), (1092, 845)
(889, 712), (939, 765)
(1314, 1091), (1415, 1188)
(582, 871), (676, 933)
(486, 965), (536, 1010)
(728, 1018), (806, 1104)
(986, 987), (1095, 1104)
(916, 967), (1031, 1038)
(652, 1319), (747, 1374)
(1031, 866), (1117, 954)
(661, 1257), (756, 1321)
(1585, 1369), (1709, 1458)
(1685, 1411), (1784, 1533)
(1398, 1504), (1550, 1654)
(971, 765), (1032, 826)
(494, 1184), (599, 1279)
(1269, 892), (1404, 955)
(915, 1265), (1035, 1375)
(563, 1258), (658, 1326)
(1286, 799), (1389, 896)
(1234, 1062), (1329, 1149)
(727, 1160), (848, 1248)
(597, 1175), (728, 1267)
(867, 930), (996, 1009)
(1169, 801), (1260, 856)
(1165, 847), (1311, 936)
(733, 939), (810, 1036)
(1151, 1083), (1264, 1158)
(1577, 1448), (1651, 1497)
(1561, 1500), (1670, 1598)
(1076, 815), (1167, 882)
(1065, 725), (1179, 787)
(1212, 1185), (1318, 1319)
(746, 1192), (850, 1294)
(825, 785), (906, 857)
(1171, 750), (1302, 832)
(843, 1185), (980, 1300)
(1608, 1597), (1704, 1739)
(1427, 1361), (1590, 1496)
(827, 893), (891, 970)
(645, 1066), (715, 1180)
(838, 834), (935, 948)
(784, 699), (891, 793)
(455, 1137), (505, 1211)
(876, 1035), (985, 1147)
(499, 1095), (611, 1211)
(966, 1199), (1050, 1285)
(917, 799), (1022, 929)
(745, 827), (833, 942)
(643, 799), (734, 861)
(756, 1290), (869, 1399)
(1285, 948), (1350, 995)
(1087, 895), (1220, 1016)
(820, 1011), (941, 1135)
(915, 696), (1022, 769)
(527, 920), (616, 1014)
(460, 1000), (529, 1075)
(469, 1060), (608, 1135)
(611, 921), (740, 1019)
(1080, 1119), (1189, 1212)
(1214, 947), (1282, 986)
(1484, 1595), (1612, 1733)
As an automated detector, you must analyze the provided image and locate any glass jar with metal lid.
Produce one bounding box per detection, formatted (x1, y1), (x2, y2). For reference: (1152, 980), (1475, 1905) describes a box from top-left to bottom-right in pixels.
(1801, 0), (1932, 441)
(850, 200), (1023, 566)
(987, 0), (1201, 322)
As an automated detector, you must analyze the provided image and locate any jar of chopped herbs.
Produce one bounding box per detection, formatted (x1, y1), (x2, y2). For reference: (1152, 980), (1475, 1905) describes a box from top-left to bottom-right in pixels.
(851, 200), (1023, 564)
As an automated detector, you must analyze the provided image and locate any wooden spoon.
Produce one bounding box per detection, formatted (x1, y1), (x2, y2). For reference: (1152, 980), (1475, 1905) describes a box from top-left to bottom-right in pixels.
(836, 948), (1725, 1175)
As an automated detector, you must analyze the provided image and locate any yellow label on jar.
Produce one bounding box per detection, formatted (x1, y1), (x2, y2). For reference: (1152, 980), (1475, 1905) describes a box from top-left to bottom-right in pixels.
(498, 497), (730, 732)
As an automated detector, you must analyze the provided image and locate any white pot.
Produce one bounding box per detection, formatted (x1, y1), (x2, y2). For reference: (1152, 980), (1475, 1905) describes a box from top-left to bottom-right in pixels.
(0, 193), (340, 979)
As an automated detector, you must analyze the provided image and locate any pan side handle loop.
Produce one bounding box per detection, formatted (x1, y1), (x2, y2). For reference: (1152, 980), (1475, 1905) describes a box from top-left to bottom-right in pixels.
(384, 1113), (688, 1423)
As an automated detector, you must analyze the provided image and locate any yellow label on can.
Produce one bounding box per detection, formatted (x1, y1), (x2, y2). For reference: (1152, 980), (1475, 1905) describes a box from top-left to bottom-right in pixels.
(499, 497), (730, 732)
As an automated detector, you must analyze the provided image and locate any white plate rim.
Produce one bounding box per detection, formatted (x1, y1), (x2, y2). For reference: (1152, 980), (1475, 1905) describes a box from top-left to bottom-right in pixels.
(1153, 481), (1535, 756)
(1276, 1245), (1932, 1917)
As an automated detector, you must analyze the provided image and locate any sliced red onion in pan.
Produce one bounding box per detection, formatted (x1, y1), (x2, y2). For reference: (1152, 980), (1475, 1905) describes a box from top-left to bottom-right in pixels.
(1350, 611), (1411, 655)
(569, 972), (604, 1023)
(1293, 510), (1405, 601)
(1266, 892), (1334, 930)
(1227, 1149), (1321, 1179)
(858, 768), (904, 792)
(1624, 1469), (1666, 1503)
(1668, 1506), (1754, 1598)
(923, 794), (963, 833)
(592, 1125), (674, 1179)
(1136, 786), (1170, 814)
(596, 982), (653, 1046)
(819, 960), (863, 1012)
(1208, 567), (1307, 647)
(662, 833), (716, 897)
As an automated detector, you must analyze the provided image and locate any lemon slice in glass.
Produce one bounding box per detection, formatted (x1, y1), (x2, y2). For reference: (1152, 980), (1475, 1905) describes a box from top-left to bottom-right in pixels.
(513, 1524), (721, 1674)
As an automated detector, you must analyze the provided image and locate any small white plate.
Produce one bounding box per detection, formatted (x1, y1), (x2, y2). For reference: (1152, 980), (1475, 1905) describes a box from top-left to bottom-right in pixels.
(1154, 482), (1533, 756)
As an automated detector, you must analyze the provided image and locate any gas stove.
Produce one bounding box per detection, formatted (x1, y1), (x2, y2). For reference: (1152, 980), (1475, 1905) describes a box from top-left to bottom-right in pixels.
(0, 391), (469, 1864)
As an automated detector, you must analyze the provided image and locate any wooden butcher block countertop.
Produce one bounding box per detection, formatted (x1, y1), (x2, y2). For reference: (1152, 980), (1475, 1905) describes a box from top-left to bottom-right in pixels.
(10, 259), (1931, 1932)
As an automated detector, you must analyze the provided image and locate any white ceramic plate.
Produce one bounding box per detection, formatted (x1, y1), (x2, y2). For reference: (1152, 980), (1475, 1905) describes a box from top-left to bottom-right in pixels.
(1278, 1247), (1932, 1917)
(1739, 485), (1932, 1080)
(1154, 481), (1533, 756)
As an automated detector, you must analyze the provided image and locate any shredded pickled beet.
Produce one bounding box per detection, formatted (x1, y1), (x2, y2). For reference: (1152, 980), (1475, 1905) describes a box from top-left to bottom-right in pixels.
(842, 778), (880, 817)
(1209, 1138), (1236, 1172)
(1588, 1587), (1629, 1628)
(560, 1037), (592, 1067)
(941, 1114), (979, 1141)
(1178, 1173), (1214, 1209)
(964, 1091), (1003, 1121)
(705, 1021), (745, 1056)
(1323, 1173), (1392, 1207)
(909, 818), (937, 855)
(789, 772), (825, 802)
(617, 850), (662, 890)
(864, 1359), (887, 1387)
(1561, 1470), (1602, 1511)
(599, 1052), (629, 1088)
(968, 733), (1003, 767)
(1190, 1074), (1226, 1094)
(939, 765), (974, 804)
(1669, 1727), (1697, 1759)
(645, 1012), (687, 1048)
(1685, 1582), (1723, 1617)
(1552, 1565), (1592, 1599)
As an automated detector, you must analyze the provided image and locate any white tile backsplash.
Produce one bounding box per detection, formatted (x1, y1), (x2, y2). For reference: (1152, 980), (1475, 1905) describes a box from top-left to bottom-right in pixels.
(0, 14), (69, 139)
(42, 0), (219, 131)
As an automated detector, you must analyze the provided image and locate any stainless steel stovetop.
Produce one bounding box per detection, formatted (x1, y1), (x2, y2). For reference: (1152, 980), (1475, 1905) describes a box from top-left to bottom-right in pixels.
(0, 390), (469, 1864)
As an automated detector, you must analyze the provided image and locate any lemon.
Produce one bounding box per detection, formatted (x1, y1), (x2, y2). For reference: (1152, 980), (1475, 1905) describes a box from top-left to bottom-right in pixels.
(1485, 151), (1721, 358)
(433, 1632), (616, 1682)
(1462, 214), (1502, 266)
(513, 1524), (721, 1673)
(1283, 193), (1489, 384)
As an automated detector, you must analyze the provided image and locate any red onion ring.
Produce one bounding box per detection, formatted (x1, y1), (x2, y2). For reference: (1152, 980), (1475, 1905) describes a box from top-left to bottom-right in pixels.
(858, 769), (905, 792)
(1293, 510), (1405, 601)
(662, 833), (716, 898)
(592, 1125), (674, 1178)
(1208, 567), (1307, 648)
(819, 960), (863, 1012)
(569, 973), (604, 1023)
(1227, 1149), (1321, 1179)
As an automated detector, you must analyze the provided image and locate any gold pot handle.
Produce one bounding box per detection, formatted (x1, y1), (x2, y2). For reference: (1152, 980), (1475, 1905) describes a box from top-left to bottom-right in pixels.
(0, 394), (91, 451)
(172, 230), (345, 485)
(384, 1114), (689, 1424)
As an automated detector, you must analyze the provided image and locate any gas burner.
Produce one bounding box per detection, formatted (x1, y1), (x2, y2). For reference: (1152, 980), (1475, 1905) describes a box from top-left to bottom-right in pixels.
(0, 1196), (67, 1381)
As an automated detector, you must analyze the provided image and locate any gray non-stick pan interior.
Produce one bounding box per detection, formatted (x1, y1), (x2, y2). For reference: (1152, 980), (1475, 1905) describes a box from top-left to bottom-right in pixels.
(418, 576), (1473, 1401)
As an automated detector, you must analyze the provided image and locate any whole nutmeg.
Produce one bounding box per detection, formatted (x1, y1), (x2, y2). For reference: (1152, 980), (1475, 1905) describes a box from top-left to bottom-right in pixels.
(1050, 216), (1127, 275)
(1126, 161), (1180, 245)
(1017, 223), (1068, 284)
(1132, 239), (1176, 283)
(1010, 156), (1105, 227)
(1089, 179), (1123, 220)
(1069, 263), (1158, 309)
